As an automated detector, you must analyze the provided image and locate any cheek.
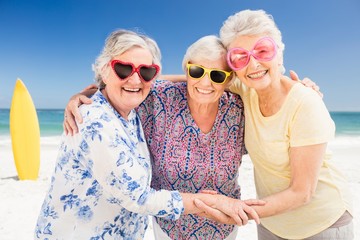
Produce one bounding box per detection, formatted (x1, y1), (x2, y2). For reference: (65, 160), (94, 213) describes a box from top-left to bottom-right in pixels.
(187, 78), (197, 86)
(104, 70), (121, 86)
(142, 83), (152, 95)
(186, 79), (197, 91)
(271, 54), (283, 67)
(234, 69), (246, 79)
(268, 59), (282, 74)
(214, 84), (226, 94)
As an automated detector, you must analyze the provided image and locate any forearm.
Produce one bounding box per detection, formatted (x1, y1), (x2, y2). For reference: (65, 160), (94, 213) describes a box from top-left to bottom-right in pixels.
(253, 144), (326, 218)
(252, 187), (312, 218)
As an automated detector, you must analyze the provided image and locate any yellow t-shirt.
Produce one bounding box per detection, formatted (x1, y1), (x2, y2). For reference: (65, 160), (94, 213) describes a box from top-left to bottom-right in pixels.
(230, 80), (353, 239)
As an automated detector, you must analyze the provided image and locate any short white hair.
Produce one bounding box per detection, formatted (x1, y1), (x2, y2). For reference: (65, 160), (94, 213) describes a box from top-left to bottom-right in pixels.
(181, 35), (231, 72)
(220, 9), (285, 73)
(93, 29), (162, 87)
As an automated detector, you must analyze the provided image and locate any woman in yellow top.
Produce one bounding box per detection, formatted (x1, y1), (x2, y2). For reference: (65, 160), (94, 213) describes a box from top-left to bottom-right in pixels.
(200, 9), (353, 240)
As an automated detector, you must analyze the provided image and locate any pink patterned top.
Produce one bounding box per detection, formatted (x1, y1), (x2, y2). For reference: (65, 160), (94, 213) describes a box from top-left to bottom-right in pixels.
(137, 80), (246, 240)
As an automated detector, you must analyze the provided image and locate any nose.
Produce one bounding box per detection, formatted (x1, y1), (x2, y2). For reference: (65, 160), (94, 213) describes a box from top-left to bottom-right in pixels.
(247, 55), (260, 69)
(127, 72), (142, 84)
(200, 71), (213, 85)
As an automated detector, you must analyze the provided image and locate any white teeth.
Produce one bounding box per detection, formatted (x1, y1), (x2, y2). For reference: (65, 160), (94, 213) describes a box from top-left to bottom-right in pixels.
(124, 88), (140, 92)
(248, 71), (267, 79)
(196, 88), (213, 94)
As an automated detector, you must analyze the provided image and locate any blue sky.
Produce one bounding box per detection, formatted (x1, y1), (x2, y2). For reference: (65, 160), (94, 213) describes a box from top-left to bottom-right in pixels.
(0, 0), (359, 111)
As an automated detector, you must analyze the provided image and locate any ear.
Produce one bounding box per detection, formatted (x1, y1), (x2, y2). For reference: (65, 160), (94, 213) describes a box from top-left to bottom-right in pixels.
(277, 54), (286, 74)
(100, 65), (111, 85)
(100, 80), (106, 89)
(102, 78), (107, 85)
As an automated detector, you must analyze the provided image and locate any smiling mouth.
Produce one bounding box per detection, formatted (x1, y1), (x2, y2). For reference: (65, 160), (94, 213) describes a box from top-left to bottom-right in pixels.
(247, 70), (268, 79)
(123, 87), (140, 92)
(196, 88), (214, 94)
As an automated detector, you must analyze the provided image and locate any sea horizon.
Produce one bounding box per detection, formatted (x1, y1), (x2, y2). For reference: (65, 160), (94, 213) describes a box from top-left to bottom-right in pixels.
(0, 109), (359, 139)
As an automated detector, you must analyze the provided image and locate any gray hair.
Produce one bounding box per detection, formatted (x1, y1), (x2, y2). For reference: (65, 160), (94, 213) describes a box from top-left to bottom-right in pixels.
(93, 29), (162, 87)
(220, 9), (285, 73)
(182, 35), (231, 72)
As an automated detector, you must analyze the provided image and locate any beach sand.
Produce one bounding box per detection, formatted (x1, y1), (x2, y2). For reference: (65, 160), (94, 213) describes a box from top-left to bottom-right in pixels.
(0, 136), (358, 240)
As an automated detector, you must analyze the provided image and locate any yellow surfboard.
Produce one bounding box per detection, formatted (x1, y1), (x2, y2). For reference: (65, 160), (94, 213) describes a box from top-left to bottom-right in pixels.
(10, 79), (40, 180)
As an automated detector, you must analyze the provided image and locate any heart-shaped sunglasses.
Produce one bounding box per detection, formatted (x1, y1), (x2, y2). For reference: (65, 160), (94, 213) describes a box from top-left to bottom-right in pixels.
(111, 60), (160, 82)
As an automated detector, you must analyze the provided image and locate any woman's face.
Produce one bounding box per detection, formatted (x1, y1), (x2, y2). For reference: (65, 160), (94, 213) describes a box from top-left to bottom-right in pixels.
(228, 35), (282, 91)
(103, 47), (154, 117)
(186, 58), (231, 105)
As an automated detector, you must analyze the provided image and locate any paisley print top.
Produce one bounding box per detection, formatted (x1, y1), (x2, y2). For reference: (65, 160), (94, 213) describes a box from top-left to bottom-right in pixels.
(137, 80), (246, 239)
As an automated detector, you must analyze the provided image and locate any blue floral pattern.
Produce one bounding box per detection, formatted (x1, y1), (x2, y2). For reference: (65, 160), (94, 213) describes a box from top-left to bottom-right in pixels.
(35, 90), (184, 239)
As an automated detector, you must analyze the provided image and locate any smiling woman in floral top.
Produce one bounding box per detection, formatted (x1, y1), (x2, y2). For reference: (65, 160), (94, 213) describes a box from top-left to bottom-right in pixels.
(35, 29), (263, 240)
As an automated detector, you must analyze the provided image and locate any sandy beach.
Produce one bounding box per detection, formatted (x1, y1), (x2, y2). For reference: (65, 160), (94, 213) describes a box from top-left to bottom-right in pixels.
(0, 135), (359, 240)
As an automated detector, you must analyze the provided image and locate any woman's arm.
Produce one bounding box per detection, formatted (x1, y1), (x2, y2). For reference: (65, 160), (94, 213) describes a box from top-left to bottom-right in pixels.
(63, 85), (97, 135)
(81, 111), (184, 221)
(159, 74), (186, 82)
(252, 143), (326, 217)
(196, 143), (327, 219)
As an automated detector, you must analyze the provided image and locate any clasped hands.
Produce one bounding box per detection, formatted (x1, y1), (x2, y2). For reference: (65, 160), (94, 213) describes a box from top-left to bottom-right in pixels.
(193, 190), (265, 227)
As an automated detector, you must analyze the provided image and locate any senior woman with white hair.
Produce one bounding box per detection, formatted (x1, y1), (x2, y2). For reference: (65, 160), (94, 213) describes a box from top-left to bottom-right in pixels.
(35, 29), (263, 240)
(138, 35), (248, 239)
(198, 9), (354, 240)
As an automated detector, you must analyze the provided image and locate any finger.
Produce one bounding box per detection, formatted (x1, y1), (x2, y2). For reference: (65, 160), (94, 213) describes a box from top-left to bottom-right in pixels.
(312, 85), (320, 92)
(66, 108), (79, 134)
(63, 110), (71, 135)
(63, 118), (73, 136)
(289, 70), (300, 81)
(73, 108), (83, 124)
(243, 205), (261, 224)
(78, 95), (93, 105)
(63, 120), (68, 136)
(301, 77), (313, 86)
(194, 198), (215, 213)
(75, 96), (91, 123)
(194, 199), (238, 225)
(232, 213), (243, 226)
(235, 206), (248, 226)
(196, 211), (231, 223)
(199, 212), (235, 225)
(196, 210), (237, 225)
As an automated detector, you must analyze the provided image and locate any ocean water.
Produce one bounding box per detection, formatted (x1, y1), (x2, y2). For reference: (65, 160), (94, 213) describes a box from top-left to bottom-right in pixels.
(0, 109), (64, 137)
(0, 109), (359, 139)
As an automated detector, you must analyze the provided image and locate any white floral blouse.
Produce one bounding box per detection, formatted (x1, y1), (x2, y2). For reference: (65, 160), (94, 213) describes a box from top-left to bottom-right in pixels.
(35, 90), (184, 240)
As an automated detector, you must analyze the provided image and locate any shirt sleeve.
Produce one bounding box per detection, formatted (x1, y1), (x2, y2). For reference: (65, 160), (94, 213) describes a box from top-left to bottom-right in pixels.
(290, 89), (335, 147)
(79, 109), (184, 220)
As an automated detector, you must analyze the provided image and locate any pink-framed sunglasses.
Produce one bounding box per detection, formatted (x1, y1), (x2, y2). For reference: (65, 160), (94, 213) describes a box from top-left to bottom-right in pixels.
(227, 37), (277, 71)
(111, 60), (160, 82)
